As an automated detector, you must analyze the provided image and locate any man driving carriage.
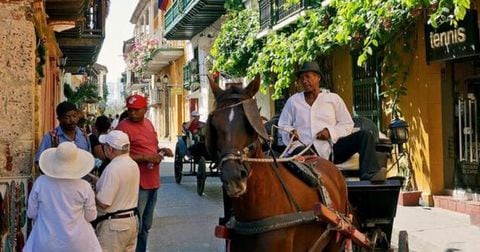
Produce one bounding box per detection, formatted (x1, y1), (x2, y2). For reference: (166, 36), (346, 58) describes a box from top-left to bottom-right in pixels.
(178, 111), (209, 161)
(277, 61), (386, 181)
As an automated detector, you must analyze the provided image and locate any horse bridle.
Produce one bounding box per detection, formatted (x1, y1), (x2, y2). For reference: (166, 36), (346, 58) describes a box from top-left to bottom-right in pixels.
(209, 96), (261, 171)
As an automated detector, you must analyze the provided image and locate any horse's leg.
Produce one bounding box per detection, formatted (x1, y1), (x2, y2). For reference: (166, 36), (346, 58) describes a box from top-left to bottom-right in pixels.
(230, 230), (295, 252)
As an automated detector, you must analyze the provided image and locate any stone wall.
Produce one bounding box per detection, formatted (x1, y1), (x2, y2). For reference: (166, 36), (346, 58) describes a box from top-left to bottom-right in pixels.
(0, 1), (35, 177)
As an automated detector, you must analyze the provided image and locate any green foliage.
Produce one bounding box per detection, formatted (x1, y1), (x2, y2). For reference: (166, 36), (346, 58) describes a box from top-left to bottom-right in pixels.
(211, 0), (471, 99)
(427, 0), (471, 27)
(224, 0), (244, 11)
(211, 9), (262, 78)
(63, 81), (99, 107)
(35, 37), (46, 80)
(380, 26), (416, 119)
(102, 82), (109, 101)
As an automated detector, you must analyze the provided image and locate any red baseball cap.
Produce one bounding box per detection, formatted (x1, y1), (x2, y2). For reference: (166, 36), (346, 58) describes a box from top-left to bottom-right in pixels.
(126, 94), (148, 109)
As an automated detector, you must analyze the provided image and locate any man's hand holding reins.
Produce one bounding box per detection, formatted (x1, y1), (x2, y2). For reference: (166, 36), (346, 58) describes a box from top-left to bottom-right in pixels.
(316, 128), (330, 141)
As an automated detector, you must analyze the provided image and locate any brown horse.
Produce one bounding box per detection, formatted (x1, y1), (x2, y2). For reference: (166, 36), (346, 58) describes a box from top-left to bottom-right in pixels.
(206, 76), (350, 251)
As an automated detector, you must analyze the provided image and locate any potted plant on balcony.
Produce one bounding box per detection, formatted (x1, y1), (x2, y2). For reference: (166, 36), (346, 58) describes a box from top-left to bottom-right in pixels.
(125, 37), (159, 76)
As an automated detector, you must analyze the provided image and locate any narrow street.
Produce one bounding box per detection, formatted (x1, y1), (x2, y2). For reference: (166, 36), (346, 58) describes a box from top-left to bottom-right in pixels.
(148, 154), (225, 252)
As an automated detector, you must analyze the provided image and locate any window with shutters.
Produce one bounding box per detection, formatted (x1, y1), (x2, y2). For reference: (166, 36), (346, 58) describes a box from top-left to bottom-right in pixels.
(351, 52), (382, 127)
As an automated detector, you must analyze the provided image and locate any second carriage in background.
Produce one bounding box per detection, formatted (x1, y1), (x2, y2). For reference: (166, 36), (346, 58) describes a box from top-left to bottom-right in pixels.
(174, 118), (219, 196)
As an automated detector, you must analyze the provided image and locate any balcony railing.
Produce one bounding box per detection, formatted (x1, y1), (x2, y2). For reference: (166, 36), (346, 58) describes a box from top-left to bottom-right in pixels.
(259, 0), (318, 31)
(164, 0), (225, 39)
(58, 0), (105, 38)
(165, 0), (189, 34)
(55, 0), (106, 70)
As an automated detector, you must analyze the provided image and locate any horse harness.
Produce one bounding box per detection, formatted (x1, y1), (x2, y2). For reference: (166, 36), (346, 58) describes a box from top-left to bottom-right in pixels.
(211, 96), (351, 250)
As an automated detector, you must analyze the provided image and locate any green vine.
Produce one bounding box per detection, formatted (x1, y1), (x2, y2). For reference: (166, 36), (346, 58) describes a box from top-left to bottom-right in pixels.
(211, 0), (471, 99)
(380, 25), (416, 119)
(211, 9), (262, 78)
(35, 36), (46, 81)
(224, 0), (244, 11)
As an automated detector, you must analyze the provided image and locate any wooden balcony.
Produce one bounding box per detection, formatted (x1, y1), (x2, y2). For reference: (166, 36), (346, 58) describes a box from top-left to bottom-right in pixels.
(45, 0), (90, 21)
(46, 0), (107, 71)
(164, 0), (225, 40)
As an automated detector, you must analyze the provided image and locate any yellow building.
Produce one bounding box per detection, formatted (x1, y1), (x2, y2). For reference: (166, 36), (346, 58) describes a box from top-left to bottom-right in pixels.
(254, 0), (480, 214)
(125, 0), (185, 141)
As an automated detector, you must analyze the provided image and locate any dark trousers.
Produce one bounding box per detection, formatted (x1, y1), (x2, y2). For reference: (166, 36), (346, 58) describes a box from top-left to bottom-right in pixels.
(332, 130), (379, 180)
(291, 130), (379, 180)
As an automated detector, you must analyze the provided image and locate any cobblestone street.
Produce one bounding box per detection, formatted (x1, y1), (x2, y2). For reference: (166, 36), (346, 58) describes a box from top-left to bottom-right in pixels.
(147, 156), (225, 252)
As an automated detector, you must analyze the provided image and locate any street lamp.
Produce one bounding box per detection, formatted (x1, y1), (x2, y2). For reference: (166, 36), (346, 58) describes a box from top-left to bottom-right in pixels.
(162, 75), (170, 87)
(388, 117), (409, 153)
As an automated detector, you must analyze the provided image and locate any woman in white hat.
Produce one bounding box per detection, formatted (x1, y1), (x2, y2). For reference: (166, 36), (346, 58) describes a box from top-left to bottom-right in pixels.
(23, 142), (101, 252)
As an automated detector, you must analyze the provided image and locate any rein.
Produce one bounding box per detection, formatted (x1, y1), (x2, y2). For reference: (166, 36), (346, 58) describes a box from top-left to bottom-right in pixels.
(211, 95), (324, 236)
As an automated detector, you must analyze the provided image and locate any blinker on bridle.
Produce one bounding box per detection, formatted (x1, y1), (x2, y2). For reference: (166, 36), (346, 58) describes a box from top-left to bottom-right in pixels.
(209, 96), (260, 170)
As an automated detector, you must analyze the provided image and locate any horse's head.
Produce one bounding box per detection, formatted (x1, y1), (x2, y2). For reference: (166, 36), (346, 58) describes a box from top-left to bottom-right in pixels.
(206, 75), (268, 197)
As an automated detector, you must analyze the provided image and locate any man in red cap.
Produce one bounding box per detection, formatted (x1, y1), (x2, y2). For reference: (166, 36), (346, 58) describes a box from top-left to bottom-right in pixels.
(116, 94), (173, 252)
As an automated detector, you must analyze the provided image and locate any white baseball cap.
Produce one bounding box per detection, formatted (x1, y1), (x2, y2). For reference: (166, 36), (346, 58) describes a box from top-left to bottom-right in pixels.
(99, 130), (130, 150)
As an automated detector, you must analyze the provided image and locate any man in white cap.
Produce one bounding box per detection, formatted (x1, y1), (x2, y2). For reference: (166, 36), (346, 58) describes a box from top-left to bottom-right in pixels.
(182, 111), (205, 135)
(95, 130), (140, 252)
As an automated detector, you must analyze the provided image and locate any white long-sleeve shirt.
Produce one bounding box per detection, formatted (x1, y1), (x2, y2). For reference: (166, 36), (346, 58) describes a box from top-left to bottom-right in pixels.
(278, 90), (354, 158)
(24, 176), (101, 252)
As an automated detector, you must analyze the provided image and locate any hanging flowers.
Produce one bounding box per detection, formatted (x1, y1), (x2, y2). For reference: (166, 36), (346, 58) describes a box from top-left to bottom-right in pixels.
(125, 36), (159, 75)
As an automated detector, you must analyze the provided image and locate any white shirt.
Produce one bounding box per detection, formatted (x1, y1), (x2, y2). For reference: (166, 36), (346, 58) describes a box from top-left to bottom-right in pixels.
(24, 176), (101, 252)
(278, 90), (354, 158)
(96, 153), (140, 215)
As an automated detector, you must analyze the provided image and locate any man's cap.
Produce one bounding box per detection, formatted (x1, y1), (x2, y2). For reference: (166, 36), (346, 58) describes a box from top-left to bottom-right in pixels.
(191, 111), (200, 117)
(296, 61), (322, 77)
(99, 130), (130, 150)
(126, 94), (148, 109)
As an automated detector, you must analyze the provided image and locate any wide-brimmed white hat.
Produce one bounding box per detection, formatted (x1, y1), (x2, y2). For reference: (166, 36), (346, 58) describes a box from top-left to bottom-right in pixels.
(39, 142), (94, 179)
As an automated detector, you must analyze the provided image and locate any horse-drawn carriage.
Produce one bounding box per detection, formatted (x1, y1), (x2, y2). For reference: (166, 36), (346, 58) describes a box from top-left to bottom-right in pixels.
(174, 126), (220, 195)
(205, 76), (408, 251)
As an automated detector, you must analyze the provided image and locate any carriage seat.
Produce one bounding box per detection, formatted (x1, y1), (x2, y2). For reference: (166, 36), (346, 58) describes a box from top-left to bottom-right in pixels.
(336, 117), (392, 179)
(181, 122), (206, 148)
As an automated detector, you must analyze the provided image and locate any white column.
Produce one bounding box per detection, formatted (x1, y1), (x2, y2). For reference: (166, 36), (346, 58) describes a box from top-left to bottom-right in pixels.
(149, 0), (155, 37)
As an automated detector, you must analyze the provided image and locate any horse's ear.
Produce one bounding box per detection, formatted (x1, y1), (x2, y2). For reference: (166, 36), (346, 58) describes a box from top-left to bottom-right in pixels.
(208, 75), (222, 99)
(245, 74), (260, 97)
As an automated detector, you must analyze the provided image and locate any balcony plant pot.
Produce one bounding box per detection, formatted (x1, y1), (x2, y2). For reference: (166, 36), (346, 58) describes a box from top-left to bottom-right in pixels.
(398, 190), (422, 206)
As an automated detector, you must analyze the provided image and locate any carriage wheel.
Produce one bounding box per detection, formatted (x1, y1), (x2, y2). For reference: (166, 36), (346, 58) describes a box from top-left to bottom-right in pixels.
(398, 230), (409, 252)
(197, 157), (207, 196)
(174, 143), (183, 184)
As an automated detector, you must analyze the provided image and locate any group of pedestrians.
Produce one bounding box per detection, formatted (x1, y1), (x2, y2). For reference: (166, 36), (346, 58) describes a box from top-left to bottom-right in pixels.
(23, 61), (388, 252)
(25, 94), (172, 252)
